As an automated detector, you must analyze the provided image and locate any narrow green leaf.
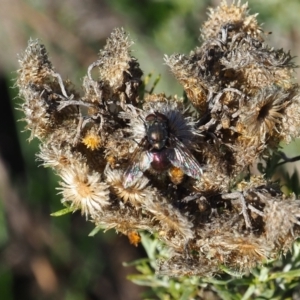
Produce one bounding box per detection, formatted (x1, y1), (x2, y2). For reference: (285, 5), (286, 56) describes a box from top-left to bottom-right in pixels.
(88, 226), (103, 237)
(241, 285), (256, 300)
(50, 206), (74, 216)
(269, 269), (300, 280)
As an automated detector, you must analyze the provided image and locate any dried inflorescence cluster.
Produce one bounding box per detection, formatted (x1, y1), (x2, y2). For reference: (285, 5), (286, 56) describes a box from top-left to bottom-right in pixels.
(16, 1), (300, 276)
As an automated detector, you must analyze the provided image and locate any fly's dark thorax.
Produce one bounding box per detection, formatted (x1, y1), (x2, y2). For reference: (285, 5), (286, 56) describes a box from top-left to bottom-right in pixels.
(145, 112), (169, 150)
(147, 122), (168, 150)
(145, 112), (171, 171)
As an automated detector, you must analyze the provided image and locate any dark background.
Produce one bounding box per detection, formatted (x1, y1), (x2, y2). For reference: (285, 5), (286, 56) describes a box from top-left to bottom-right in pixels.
(1, 0), (300, 299)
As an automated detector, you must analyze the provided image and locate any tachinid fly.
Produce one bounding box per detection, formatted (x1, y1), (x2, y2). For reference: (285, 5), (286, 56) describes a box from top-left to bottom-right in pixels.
(123, 111), (202, 188)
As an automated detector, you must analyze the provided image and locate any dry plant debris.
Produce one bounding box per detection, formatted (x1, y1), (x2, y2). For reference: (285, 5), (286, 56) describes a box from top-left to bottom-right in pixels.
(16, 1), (300, 276)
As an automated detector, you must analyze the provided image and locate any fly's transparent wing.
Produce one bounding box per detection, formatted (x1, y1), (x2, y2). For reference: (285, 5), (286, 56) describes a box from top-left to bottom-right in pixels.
(123, 146), (152, 189)
(168, 136), (202, 180)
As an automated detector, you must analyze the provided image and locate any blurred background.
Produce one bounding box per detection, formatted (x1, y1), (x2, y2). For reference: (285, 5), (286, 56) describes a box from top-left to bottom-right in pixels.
(1, 0), (300, 299)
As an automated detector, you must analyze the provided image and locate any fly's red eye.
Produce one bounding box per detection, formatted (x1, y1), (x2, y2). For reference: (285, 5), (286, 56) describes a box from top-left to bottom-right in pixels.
(145, 114), (156, 122)
(145, 112), (168, 123)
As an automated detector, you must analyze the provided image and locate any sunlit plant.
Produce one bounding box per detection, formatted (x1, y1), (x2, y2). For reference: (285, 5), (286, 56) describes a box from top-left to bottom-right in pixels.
(16, 1), (300, 297)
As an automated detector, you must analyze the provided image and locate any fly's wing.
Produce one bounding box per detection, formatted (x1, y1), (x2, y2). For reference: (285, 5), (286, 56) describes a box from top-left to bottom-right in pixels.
(168, 136), (202, 180)
(123, 141), (152, 188)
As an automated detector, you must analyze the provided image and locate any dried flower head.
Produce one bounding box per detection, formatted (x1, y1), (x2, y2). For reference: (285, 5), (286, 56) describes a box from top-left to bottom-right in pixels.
(127, 231), (141, 247)
(16, 1), (300, 277)
(121, 99), (197, 145)
(58, 163), (110, 218)
(82, 128), (102, 151)
(105, 168), (151, 207)
(202, 0), (263, 41)
(239, 87), (294, 142)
